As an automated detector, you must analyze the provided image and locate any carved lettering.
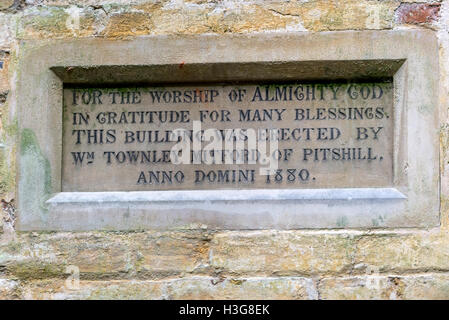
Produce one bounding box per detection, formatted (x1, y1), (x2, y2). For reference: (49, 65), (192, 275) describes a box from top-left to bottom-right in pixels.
(62, 82), (393, 191)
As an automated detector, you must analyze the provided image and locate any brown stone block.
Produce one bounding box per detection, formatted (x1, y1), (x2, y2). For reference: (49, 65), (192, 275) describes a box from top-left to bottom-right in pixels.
(128, 231), (212, 275)
(267, 0), (398, 31)
(354, 232), (449, 273)
(0, 0), (14, 11)
(0, 231), (212, 279)
(166, 277), (317, 300)
(0, 233), (132, 278)
(100, 12), (153, 38)
(0, 279), (19, 299)
(395, 3), (441, 24)
(17, 277), (317, 300)
(210, 231), (355, 276)
(18, 6), (97, 39)
(319, 274), (449, 300)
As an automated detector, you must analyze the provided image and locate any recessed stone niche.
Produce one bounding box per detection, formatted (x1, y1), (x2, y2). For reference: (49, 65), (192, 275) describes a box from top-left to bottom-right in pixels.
(15, 30), (439, 230)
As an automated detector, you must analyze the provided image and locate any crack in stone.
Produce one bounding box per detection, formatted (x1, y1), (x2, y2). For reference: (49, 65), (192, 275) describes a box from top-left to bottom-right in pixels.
(89, 5), (109, 16)
(268, 8), (301, 18)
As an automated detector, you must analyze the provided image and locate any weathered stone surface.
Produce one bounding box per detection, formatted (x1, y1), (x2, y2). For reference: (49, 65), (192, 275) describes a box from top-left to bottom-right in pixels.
(0, 0), (449, 300)
(0, 233), (129, 279)
(0, 231), (212, 279)
(319, 274), (449, 300)
(267, 0), (398, 31)
(127, 231), (212, 276)
(0, 279), (19, 299)
(16, 277), (317, 300)
(211, 231), (449, 276)
(210, 231), (356, 276)
(395, 3), (441, 24)
(0, 0), (15, 11)
(20, 279), (165, 300)
(18, 6), (98, 39)
(165, 277), (317, 300)
(354, 232), (449, 273)
(398, 274), (449, 299)
(0, 13), (15, 50)
(2, 230), (449, 282)
(13, 0), (404, 40)
(0, 0), (14, 10)
(8, 274), (449, 299)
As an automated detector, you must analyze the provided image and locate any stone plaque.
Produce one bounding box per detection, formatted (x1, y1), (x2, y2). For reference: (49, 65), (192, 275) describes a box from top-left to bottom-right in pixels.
(63, 82), (393, 192)
(16, 31), (439, 230)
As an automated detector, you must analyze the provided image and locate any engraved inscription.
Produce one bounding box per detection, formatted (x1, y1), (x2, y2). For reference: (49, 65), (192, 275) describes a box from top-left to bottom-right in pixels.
(62, 82), (393, 192)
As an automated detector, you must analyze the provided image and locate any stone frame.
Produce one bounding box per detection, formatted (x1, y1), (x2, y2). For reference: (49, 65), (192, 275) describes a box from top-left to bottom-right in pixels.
(15, 30), (439, 230)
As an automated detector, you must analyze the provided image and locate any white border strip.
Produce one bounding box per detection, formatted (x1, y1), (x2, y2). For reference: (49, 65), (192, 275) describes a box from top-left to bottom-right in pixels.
(47, 188), (407, 204)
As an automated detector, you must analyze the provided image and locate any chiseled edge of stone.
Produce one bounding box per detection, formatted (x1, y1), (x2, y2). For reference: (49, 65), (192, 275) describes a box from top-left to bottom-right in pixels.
(46, 188), (407, 204)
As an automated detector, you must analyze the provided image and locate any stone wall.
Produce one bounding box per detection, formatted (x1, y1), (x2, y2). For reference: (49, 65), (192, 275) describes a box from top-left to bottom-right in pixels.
(1, 0), (449, 299)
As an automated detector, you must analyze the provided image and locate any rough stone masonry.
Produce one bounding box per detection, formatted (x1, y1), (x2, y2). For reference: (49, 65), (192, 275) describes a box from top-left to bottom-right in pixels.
(1, 0), (449, 299)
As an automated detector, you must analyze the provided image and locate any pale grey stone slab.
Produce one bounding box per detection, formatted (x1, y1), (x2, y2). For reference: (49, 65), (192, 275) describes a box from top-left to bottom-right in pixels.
(47, 188), (406, 203)
(14, 30), (440, 230)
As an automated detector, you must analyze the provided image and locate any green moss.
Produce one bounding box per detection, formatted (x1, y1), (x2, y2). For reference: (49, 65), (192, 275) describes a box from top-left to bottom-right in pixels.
(10, 262), (64, 280)
(20, 128), (52, 206)
(21, 7), (70, 33)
